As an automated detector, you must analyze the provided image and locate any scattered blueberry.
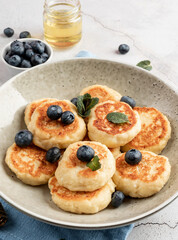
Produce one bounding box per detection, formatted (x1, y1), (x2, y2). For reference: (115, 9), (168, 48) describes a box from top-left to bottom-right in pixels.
(19, 31), (31, 39)
(21, 59), (32, 68)
(3, 27), (14, 37)
(120, 96), (136, 108)
(71, 97), (78, 107)
(118, 44), (130, 54)
(24, 42), (32, 50)
(15, 130), (33, 147)
(31, 54), (43, 66)
(111, 191), (125, 208)
(11, 40), (25, 55)
(25, 49), (34, 59)
(31, 41), (45, 54)
(41, 52), (49, 63)
(4, 50), (12, 62)
(47, 105), (63, 120)
(46, 147), (61, 163)
(125, 149), (142, 165)
(8, 55), (21, 67)
(61, 111), (75, 125)
(77, 145), (95, 162)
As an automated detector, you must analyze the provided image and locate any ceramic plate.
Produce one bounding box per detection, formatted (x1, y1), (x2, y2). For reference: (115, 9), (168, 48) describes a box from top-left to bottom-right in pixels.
(0, 59), (177, 229)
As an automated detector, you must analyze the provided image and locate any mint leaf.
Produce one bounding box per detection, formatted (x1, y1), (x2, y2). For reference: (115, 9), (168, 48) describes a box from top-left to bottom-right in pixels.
(77, 95), (85, 117)
(83, 93), (91, 101)
(106, 112), (130, 124)
(83, 109), (91, 117)
(137, 60), (152, 71)
(77, 93), (99, 118)
(86, 97), (99, 111)
(86, 155), (101, 171)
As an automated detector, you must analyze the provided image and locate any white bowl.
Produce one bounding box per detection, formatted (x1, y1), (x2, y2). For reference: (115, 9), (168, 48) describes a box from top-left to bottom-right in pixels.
(0, 59), (177, 229)
(1, 38), (53, 72)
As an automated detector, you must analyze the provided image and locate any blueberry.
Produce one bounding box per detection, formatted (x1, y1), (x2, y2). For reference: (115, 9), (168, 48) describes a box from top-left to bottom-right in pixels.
(8, 55), (21, 67)
(46, 147), (61, 163)
(24, 42), (32, 50)
(125, 149), (142, 165)
(11, 40), (25, 55)
(47, 105), (63, 120)
(4, 50), (12, 62)
(31, 54), (43, 66)
(120, 96), (136, 108)
(21, 59), (32, 68)
(118, 44), (130, 54)
(19, 31), (31, 39)
(41, 52), (49, 63)
(15, 130), (33, 147)
(111, 191), (125, 208)
(71, 97), (78, 107)
(3, 27), (14, 37)
(61, 111), (75, 125)
(77, 145), (95, 162)
(31, 41), (45, 54)
(25, 49), (34, 59)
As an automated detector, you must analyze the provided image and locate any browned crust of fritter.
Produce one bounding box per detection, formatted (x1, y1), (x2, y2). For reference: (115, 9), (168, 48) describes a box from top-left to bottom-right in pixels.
(65, 142), (107, 178)
(82, 86), (119, 103)
(93, 102), (137, 135)
(10, 144), (58, 177)
(49, 176), (103, 201)
(116, 152), (167, 182)
(35, 101), (79, 137)
(127, 107), (169, 148)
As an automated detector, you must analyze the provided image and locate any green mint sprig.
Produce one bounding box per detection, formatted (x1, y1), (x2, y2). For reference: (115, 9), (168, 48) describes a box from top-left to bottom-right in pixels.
(77, 93), (99, 118)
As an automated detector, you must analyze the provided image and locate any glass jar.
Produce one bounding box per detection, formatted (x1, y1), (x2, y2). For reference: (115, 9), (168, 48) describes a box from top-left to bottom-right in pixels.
(43, 0), (82, 47)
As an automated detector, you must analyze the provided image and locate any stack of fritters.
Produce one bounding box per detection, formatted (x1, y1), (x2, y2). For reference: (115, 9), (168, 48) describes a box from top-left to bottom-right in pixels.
(5, 84), (172, 214)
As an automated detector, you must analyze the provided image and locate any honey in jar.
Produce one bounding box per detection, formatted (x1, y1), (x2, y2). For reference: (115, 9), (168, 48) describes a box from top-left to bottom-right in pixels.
(43, 0), (82, 47)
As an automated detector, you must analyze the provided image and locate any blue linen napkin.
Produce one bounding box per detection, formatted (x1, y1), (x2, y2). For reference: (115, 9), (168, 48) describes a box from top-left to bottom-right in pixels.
(0, 199), (133, 240)
(0, 50), (134, 240)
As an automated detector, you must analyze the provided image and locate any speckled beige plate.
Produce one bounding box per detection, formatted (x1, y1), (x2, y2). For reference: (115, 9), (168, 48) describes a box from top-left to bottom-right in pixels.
(0, 59), (177, 229)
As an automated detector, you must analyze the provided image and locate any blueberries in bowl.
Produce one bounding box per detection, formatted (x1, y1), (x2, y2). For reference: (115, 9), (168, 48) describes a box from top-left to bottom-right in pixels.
(31, 41), (45, 54)
(25, 49), (34, 59)
(41, 53), (49, 63)
(8, 55), (21, 67)
(31, 54), (43, 66)
(24, 42), (32, 50)
(4, 39), (51, 69)
(4, 50), (12, 62)
(4, 27), (14, 37)
(11, 40), (25, 55)
(21, 59), (32, 68)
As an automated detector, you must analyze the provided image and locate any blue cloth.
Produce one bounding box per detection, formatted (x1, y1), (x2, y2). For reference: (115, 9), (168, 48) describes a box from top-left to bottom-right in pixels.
(0, 199), (133, 240)
(0, 51), (134, 240)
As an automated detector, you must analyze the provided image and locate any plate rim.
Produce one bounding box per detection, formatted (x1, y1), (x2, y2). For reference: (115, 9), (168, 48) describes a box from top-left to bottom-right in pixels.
(0, 191), (177, 229)
(0, 58), (178, 229)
